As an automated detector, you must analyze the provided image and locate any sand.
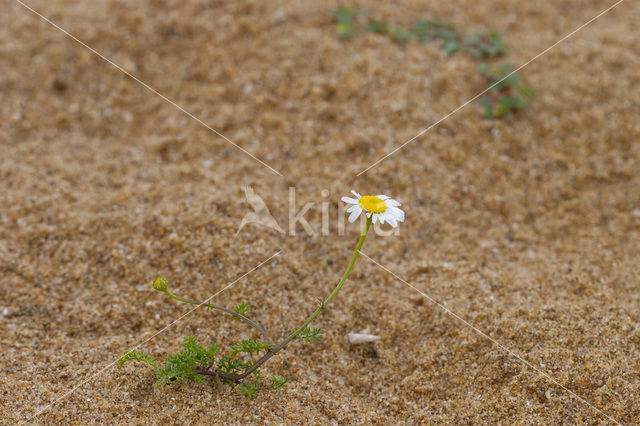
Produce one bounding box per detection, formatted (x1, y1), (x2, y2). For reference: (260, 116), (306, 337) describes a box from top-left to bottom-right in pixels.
(1, 0), (639, 423)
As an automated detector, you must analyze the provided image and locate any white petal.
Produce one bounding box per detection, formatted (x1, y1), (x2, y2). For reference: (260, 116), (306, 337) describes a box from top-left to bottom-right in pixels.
(350, 190), (362, 198)
(366, 212), (372, 218)
(383, 214), (397, 226)
(342, 197), (358, 204)
(372, 214), (378, 224)
(385, 207), (400, 218)
(382, 211), (397, 226)
(347, 204), (360, 213)
(386, 199), (401, 207)
(388, 207), (404, 222)
(378, 213), (385, 224)
(376, 194), (390, 200)
(348, 208), (362, 223)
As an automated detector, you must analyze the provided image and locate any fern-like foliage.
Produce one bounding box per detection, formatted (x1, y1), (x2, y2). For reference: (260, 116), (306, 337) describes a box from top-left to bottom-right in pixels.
(271, 375), (289, 390)
(216, 354), (253, 376)
(233, 301), (250, 316)
(230, 339), (271, 356)
(295, 327), (324, 342)
(238, 381), (260, 397)
(156, 336), (221, 386)
(240, 370), (262, 398)
(120, 336), (281, 396)
(117, 349), (158, 369)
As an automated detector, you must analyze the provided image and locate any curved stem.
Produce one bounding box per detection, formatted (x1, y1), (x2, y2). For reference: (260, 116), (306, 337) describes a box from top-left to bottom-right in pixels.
(200, 216), (373, 381)
(164, 290), (272, 346)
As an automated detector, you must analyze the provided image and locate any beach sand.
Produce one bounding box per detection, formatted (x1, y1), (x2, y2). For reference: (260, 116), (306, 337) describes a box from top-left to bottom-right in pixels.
(1, 0), (639, 423)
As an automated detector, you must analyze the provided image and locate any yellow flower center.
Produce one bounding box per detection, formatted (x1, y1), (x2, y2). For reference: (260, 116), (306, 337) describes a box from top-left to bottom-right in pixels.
(359, 196), (387, 214)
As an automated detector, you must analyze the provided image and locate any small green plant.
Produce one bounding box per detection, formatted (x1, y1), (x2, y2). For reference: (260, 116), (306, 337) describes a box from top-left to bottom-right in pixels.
(461, 33), (506, 58)
(328, 9), (531, 119)
(365, 20), (414, 43)
(119, 191), (405, 396)
(238, 370), (262, 398)
(238, 380), (260, 398)
(233, 301), (250, 316)
(410, 19), (459, 53)
(331, 7), (358, 39)
(477, 62), (535, 118)
(334, 10), (506, 58)
(271, 375), (289, 390)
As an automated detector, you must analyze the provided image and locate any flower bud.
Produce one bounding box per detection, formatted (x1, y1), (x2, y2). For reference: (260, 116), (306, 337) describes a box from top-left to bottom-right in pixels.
(153, 277), (168, 292)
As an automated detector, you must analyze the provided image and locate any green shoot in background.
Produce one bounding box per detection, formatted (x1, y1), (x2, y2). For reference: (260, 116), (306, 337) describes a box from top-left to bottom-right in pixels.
(332, 10), (506, 58)
(478, 62), (535, 118)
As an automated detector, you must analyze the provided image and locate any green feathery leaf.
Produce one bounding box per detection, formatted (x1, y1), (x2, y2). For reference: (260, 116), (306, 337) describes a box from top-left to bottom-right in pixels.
(156, 336), (220, 386)
(117, 349), (158, 369)
(239, 381), (260, 398)
(271, 375), (290, 390)
(230, 339), (272, 356)
(295, 327), (324, 342)
(233, 301), (250, 316)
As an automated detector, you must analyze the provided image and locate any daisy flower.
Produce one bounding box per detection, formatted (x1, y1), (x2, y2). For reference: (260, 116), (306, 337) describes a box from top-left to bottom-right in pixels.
(341, 190), (405, 227)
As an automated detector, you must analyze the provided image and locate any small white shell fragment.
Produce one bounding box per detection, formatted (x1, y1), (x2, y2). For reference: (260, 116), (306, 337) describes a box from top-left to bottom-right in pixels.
(347, 333), (381, 344)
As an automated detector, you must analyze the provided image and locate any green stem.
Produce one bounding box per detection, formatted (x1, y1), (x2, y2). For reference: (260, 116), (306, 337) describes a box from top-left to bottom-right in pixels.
(200, 216), (372, 381)
(163, 290), (272, 346)
(271, 216), (372, 354)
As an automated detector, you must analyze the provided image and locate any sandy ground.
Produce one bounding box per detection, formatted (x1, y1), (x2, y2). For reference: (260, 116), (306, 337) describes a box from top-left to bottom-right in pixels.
(1, 0), (639, 423)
